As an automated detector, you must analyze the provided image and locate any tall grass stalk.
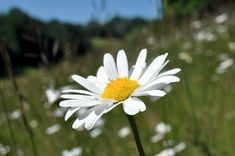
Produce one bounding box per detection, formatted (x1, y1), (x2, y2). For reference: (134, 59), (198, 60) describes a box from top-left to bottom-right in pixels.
(182, 65), (212, 156)
(0, 40), (38, 156)
(0, 84), (18, 155)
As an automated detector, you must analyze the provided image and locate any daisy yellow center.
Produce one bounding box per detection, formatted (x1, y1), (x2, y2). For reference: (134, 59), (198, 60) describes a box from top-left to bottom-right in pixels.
(101, 77), (140, 101)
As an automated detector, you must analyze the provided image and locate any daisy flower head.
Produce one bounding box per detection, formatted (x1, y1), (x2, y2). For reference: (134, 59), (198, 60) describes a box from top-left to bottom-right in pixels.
(60, 49), (181, 130)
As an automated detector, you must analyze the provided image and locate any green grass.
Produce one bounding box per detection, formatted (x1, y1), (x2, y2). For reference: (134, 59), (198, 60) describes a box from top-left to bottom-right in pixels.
(1, 11), (235, 156)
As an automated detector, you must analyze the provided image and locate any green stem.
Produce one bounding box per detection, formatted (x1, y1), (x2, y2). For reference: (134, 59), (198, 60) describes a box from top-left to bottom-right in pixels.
(126, 114), (145, 156)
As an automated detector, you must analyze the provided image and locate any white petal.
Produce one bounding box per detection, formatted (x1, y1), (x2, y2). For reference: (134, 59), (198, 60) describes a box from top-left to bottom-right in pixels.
(59, 100), (102, 107)
(85, 105), (108, 130)
(87, 75), (105, 90)
(140, 59), (169, 89)
(123, 98), (146, 115)
(146, 76), (180, 89)
(123, 101), (139, 115)
(72, 108), (99, 129)
(157, 60), (169, 74)
(130, 49), (147, 80)
(65, 107), (80, 121)
(94, 103), (110, 115)
(72, 104), (109, 130)
(134, 90), (166, 97)
(62, 89), (99, 96)
(117, 49), (129, 77)
(104, 102), (121, 113)
(96, 66), (109, 84)
(60, 94), (95, 100)
(72, 118), (85, 129)
(103, 53), (118, 80)
(84, 112), (99, 130)
(157, 68), (181, 78)
(72, 75), (102, 94)
(136, 75), (180, 93)
(133, 98), (146, 112)
(138, 53), (168, 85)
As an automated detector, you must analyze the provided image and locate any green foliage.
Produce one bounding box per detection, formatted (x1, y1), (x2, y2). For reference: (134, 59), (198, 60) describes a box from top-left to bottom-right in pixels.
(105, 17), (147, 38)
(166, 0), (232, 18)
(0, 8), (32, 54)
(84, 17), (148, 38)
(0, 8), (90, 72)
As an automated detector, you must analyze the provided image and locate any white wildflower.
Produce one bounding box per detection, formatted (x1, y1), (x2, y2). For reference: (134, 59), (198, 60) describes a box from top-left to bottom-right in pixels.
(151, 134), (164, 143)
(194, 31), (216, 42)
(45, 86), (60, 105)
(155, 142), (186, 156)
(215, 13), (228, 24)
(62, 147), (82, 156)
(191, 20), (201, 29)
(178, 52), (193, 64)
(228, 42), (235, 51)
(89, 128), (102, 138)
(146, 36), (156, 45)
(216, 58), (234, 74)
(60, 49), (180, 130)
(30, 120), (38, 128)
(10, 109), (21, 120)
(46, 124), (61, 135)
(155, 122), (171, 135)
(118, 126), (130, 138)
(0, 144), (10, 155)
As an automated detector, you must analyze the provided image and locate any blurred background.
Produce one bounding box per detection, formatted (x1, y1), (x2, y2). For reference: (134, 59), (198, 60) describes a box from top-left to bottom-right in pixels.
(0, 0), (235, 155)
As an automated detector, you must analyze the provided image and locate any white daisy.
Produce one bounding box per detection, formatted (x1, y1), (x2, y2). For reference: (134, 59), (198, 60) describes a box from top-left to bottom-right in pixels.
(155, 122), (171, 135)
(45, 86), (60, 105)
(216, 58), (234, 74)
(178, 52), (193, 64)
(214, 13), (228, 24)
(154, 142), (186, 156)
(228, 42), (235, 51)
(118, 126), (131, 138)
(191, 20), (201, 29)
(62, 147), (82, 156)
(60, 49), (181, 130)
(0, 143), (11, 155)
(46, 124), (61, 135)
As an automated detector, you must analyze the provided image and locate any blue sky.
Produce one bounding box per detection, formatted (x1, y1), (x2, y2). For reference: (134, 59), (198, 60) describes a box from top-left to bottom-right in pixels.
(0, 0), (162, 24)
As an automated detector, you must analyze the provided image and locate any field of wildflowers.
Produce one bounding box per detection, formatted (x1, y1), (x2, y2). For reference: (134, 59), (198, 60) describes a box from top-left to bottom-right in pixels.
(1, 7), (235, 156)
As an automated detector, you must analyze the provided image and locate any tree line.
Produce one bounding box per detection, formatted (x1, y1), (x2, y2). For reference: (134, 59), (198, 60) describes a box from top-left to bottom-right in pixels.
(0, 8), (148, 76)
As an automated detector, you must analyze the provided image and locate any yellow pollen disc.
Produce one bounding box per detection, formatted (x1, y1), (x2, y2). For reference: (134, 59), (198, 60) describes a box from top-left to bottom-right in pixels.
(101, 77), (140, 101)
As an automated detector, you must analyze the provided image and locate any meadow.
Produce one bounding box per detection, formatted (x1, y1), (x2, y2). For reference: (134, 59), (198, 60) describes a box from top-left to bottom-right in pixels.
(1, 10), (235, 156)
